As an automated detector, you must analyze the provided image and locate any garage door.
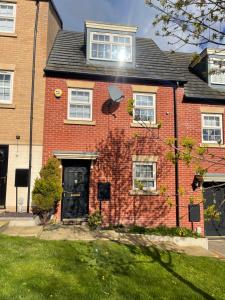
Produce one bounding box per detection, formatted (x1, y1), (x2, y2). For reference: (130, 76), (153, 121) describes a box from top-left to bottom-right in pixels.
(203, 183), (225, 236)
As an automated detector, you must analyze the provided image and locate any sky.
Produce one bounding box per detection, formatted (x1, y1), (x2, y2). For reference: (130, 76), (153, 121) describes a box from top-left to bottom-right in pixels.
(53, 0), (199, 53)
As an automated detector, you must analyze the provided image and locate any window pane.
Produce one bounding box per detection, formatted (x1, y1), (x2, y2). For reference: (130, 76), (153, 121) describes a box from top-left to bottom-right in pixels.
(71, 91), (90, 103)
(91, 43), (110, 59)
(203, 129), (221, 142)
(0, 4), (13, 17)
(112, 45), (131, 60)
(140, 180), (154, 189)
(135, 95), (154, 107)
(0, 72), (12, 101)
(93, 34), (110, 42)
(134, 108), (154, 122)
(113, 36), (130, 44)
(204, 115), (220, 127)
(135, 164), (153, 179)
(0, 17), (14, 32)
(69, 104), (90, 119)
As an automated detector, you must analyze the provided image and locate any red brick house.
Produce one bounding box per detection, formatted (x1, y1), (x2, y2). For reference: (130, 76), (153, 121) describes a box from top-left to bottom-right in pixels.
(168, 51), (225, 236)
(43, 21), (225, 236)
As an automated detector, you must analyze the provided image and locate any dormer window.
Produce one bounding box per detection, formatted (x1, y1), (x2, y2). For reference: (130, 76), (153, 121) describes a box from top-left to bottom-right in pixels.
(90, 32), (132, 62)
(210, 58), (225, 85)
(85, 21), (137, 67)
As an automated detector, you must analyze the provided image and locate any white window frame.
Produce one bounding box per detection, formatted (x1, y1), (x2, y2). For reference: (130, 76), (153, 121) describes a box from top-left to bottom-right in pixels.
(133, 161), (157, 191)
(68, 88), (93, 121)
(133, 93), (156, 124)
(0, 70), (14, 104)
(89, 31), (132, 63)
(0, 2), (16, 33)
(201, 113), (223, 144)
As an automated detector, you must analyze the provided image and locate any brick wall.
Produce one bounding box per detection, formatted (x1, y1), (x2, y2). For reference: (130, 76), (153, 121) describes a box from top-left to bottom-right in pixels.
(43, 77), (183, 227)
(177, 91), (225, 233)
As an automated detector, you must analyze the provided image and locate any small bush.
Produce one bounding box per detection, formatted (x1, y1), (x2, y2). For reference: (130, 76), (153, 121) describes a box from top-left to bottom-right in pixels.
(125, 225), (200, 237)
(88, 210), (103, 230)
(32, 157), (62, 224)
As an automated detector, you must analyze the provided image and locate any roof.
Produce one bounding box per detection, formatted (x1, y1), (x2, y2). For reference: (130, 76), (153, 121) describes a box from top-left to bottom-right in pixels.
(166, 51), (225, 100)
(45, 30), (185, 83)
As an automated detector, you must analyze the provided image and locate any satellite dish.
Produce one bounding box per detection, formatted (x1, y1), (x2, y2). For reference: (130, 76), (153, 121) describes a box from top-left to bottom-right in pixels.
(108, 85), (124, 102)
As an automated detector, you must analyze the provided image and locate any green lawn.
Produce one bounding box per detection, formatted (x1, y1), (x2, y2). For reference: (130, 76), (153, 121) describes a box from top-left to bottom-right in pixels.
(0, 235), (224, 300)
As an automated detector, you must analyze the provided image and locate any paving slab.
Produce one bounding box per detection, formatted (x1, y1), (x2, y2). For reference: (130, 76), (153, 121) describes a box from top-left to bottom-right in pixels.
(1, 226), (43, 237)
(208, 239), (225, 259)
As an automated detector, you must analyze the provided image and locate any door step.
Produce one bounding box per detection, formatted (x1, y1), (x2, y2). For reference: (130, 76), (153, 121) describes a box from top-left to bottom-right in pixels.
(63, 218), (87, 225)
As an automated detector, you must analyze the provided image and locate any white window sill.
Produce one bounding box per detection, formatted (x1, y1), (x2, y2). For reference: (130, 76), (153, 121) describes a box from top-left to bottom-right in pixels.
(200, 143), (225, 148)
(0, 32), (17, 38)
(129, 190), (159, 196)
(64, 119), (96, 126)
(130, 123), (159, 128)
(0, 103), (15, 109)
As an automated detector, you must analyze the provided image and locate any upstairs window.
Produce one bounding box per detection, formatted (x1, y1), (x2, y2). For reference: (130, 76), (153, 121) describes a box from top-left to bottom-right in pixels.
(202, 114), (223, 144)
(90, 32), (132, 62)
(0, 71), (13, 104)
(133, 93), (156, 123)
(68, 89), (92, 121)
(210, 58), (225, 85)
(133, 162), (156, 191)
(0, 2), (16, 33)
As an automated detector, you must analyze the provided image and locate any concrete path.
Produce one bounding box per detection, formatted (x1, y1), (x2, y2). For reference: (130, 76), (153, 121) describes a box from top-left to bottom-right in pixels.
(1, 226), (43, 237)
(208, 239), (225, 259)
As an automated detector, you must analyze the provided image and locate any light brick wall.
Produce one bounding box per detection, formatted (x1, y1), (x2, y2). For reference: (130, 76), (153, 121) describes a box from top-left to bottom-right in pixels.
(0, 0), (61, 146)
(0, 0), (61, 210)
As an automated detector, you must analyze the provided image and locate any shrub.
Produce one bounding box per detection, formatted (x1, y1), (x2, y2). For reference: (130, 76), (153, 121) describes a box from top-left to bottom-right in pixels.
(32, 157), (63, 224)
(88, 210), (103, 230)
(126, 225), (201, 237)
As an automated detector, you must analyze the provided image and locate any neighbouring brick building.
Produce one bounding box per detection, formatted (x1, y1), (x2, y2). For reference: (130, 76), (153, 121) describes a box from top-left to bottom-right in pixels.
(168, 51), (225, 236)
(43, 21), (225, 236)
(0, 0), (62, 212)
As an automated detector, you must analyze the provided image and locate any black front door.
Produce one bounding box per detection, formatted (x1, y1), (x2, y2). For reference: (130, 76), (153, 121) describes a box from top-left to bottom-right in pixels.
(203, 183), (225, 236)
(0, 146), (8, 208)
(62, 161), (90, 219)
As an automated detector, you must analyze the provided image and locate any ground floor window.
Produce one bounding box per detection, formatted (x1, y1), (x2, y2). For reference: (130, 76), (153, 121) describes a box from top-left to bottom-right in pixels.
(133, 162), (156, 191)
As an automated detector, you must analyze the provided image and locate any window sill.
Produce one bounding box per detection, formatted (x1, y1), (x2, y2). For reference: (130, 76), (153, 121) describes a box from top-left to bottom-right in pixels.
(0, 32), (17, 38)
(200, 143), (225, 148)
(129, 190), (159, 196)
(0, 103), (15, 109)
(130, 123), (159, 128)
(64, 119), (96, 126)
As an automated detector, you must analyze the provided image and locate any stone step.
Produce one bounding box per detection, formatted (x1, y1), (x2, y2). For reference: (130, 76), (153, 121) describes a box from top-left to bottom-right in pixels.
(62, 218), (87, 226)
(0, 216), (41, 227)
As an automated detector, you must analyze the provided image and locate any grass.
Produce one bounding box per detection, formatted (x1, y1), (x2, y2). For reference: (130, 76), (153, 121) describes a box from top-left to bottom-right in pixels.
(0, 235), (224, 299)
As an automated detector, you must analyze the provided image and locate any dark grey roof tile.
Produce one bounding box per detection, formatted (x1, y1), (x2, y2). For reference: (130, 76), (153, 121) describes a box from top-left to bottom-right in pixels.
(46, 30), (184, 82)
(166, 51), (225, 100)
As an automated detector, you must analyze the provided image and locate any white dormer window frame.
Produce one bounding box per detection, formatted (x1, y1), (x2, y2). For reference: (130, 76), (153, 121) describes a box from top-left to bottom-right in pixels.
(210, 58), (225, 85)
(90, 32), (132, 63)
(0, 2), (16, 33)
